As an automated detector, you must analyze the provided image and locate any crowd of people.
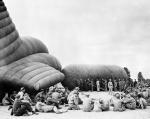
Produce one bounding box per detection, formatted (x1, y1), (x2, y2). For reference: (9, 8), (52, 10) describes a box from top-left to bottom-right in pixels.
(77, 77), (134, 92)
(0, 79), (150, 117)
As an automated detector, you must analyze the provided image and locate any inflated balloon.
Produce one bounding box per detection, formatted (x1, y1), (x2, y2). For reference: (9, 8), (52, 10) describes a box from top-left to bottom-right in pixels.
(0, 0), (64, 92)
(62, 64), (129, 90)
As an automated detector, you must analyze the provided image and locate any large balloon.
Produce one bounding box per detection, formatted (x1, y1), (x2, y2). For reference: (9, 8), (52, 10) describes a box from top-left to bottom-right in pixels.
(62, 64), (129, 90)
(0, 0), (64, 93)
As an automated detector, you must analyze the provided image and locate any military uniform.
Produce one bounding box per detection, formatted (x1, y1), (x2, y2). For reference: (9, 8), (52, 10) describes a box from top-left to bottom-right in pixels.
(82, 98), (94, 112)
(12, 99), (32, 116)
(123, 96), (136, 110)
(111, 96), (126, 112)
(68, 94), (80, 110)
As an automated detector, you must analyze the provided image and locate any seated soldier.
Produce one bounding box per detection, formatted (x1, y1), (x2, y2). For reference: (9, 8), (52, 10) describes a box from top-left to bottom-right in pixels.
(46, 89), (62, 108)
(11, 95), (36, 116)
(22, 93), (35, 106)
(99, 98), (110, 111)
(60, 87), (70, 105)
(45, 87), (54, 103)
(50, 86), (55, 91)
(48, 86), (55, 94)
(64, 87), (70, 96)
(82, 94), (94, 112)
(93, 99), (102, 112)
(68, 87), (83, 105)
(123, 93), (136, 110)
(148, 87), (150, 97)
(111, 93), (126, 112)
(94, 98), (109, 112)
(67, 87), (78, 100)
(136, 94), (147, 109)
(142, 88), (149, 99)
(2, 93), (12, 106)
(17, 87), (26, 100)
(68, 91), (80, 110)
(141, 87), (150, 106)
(35, 89), (46, 103)
(10, 91), (17, 104)
(59, 91), (68, 105)
(145, 87), (150, 106)
(35, 101), (68, 114)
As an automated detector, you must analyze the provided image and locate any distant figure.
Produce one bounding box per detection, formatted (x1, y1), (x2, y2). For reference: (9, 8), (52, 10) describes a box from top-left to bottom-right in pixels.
(117, 79), (120, 91)
(134, 80), (137, 88)
(96, 80), (100, 92)
(114, 80), (118, 91)
(108, 79), (113, 95)
(119, 79), (125, 92)
(87, 79), (91, 91)
(105, 79), (107, 91)
(84, 79), (88, 91)
(80, 79), (83, 91)
(91, 79), (94, 92)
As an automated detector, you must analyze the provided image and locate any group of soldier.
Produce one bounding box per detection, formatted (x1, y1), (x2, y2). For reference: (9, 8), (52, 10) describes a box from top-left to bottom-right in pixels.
(0, 78), (149, 116)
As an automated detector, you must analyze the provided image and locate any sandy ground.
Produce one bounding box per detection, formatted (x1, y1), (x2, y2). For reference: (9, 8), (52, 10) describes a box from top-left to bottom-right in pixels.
(0, 92), (150, 119)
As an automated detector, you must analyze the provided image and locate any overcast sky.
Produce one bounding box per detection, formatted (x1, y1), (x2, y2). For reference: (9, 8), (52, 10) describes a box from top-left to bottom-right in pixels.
(5, 0), (150, 79)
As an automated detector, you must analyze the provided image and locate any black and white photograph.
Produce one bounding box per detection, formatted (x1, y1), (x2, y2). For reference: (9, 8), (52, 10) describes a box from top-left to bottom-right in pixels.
(0, 0), (150, 118)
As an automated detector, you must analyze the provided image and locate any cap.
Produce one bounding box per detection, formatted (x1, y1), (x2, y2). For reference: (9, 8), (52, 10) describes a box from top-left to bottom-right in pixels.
(75, 87), (79, 90)
(20, 87), (25, 91)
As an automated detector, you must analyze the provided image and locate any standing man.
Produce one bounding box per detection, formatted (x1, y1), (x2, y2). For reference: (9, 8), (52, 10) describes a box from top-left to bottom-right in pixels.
(105, 79), (108, 91)
(118, 79), (121, 92)
(80, 79), (83, 91)
(11, 95), (36, 116)
(108, 79), (113, 95)
(96, 80), (100, 92)
(84, 79), (88, 91)
(35, 89), (46, 103)
(68, 91), (80, 110)
(119, 79), (125, 92)
(91, 79), (94, 92)
(134, 79), (137, 88)
(87, 78), (91, 91)
(114, 80), (118, 91)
